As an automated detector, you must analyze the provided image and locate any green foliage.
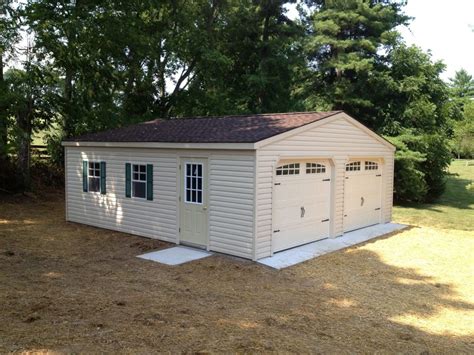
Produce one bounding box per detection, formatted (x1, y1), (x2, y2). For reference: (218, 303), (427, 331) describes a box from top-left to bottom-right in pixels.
(303, 0), (409, 122)
(175, 0), (304, 116)
(448, 69), (474, 159)
(303, 0), (454, 203)
(416, 134), (452, 201)
(23, 0), (303, 135)
(449, 69), (474, 101)
(1, 0), (466, 202)
(2, 61), (58, 190)
(451, 101), (474, 158)
(0, 0), (21, 159)
(45, 130), (65, 168)
(386, 133), (427, 202)
(387, 131), (452, 202)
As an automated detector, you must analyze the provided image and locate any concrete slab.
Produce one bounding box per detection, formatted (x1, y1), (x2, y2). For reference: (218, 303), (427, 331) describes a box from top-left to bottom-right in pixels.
(258, 223), (407, 270)
(137, 246), (212, 266)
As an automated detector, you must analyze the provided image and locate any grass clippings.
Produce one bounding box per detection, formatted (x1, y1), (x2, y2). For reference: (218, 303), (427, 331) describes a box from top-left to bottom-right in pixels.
(1, 160), (473, 353)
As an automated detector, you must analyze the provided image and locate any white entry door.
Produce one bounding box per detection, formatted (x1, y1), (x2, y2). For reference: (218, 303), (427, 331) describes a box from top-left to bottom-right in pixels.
(272, 161), (332, 252)
(180, 158), (208, 246)
(343, 160), (383, 232)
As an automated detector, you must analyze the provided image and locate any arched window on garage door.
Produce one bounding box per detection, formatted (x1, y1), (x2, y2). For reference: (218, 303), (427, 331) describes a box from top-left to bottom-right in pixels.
(345, 161), (361, 172)
(276, 163), (300, 175)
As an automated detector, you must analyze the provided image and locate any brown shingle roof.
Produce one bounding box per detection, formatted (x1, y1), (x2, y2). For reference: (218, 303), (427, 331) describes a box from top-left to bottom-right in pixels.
(67, 111), (342, 143)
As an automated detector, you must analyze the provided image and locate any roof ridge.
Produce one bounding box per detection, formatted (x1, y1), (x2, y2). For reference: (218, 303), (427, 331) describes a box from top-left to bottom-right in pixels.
(158, 110), (342, 122)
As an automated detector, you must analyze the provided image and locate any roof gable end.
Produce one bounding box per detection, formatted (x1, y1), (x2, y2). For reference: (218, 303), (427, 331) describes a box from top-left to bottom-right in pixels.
(255, 112), (395, 151)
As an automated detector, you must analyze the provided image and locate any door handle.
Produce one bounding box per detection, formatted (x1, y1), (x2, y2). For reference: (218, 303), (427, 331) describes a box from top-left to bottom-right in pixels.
(361, 197), (365, 206)
(301, 206), (305, 218)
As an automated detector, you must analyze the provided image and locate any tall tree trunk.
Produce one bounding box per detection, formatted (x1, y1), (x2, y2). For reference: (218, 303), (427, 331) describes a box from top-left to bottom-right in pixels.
(63, 67), (73, 137)
(16, 109), (32, 190)
(0, 50), (3, 83)
(0, 51), (9, 161)
(258, 13), (271, 111)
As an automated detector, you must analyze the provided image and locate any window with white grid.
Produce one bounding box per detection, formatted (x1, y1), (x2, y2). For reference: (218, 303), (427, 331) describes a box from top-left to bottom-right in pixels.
(365, 161), (379, 170)
(185, 163), (203, 204)
(306, 163), (326, 174)
(276, 163), (300, 176)
(132, 164), (147, 198)
(88, 162), (101, 192)
(345, 161), (361, 171)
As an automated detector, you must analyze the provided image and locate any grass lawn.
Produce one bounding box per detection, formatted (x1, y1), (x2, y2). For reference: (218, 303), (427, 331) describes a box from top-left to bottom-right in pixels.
(0, 162), (473, 353)
(393, 159), (473, 230)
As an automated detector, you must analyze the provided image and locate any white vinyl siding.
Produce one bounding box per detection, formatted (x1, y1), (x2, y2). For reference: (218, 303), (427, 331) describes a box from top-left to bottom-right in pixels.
(208, 155), (255, 259)
(383, 151), (395, 223)
(255, 115), (394, 258)
(66, 147), (178, 242)
(66, 147), (256, 258)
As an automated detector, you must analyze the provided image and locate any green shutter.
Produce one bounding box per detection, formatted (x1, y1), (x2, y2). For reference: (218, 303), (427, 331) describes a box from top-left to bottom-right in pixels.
(125, 163), (131, 198)
(146, 164), (153, 201)
(100, 161), (106, 194)
(83, 160), (88, 192)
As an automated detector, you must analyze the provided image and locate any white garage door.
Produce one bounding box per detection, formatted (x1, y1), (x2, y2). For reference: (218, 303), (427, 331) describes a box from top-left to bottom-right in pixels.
(344, 160), (382, 232)
(272, 161), (331, 252)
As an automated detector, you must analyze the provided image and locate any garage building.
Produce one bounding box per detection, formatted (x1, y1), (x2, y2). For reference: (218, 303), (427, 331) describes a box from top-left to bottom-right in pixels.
(63, 111), (395, 260)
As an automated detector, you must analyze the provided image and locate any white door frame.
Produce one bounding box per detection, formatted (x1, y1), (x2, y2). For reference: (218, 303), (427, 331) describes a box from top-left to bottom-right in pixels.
(178, 157), (210, 249)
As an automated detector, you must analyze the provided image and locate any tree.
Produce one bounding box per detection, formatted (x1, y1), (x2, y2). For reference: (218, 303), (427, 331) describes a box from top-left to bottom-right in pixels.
(449, 69), (474, 101)
(165, 0), (304, 116)
(380, 45), (454, 201)
(24, 0), (240, 137)
(301, 1), (451, 202)
(452, 101), (474, 159)
(0, 0), (20, 160)
(302, 0), (409, 126)
(4, 57), (57, 190)
(448, 70), (474, 158)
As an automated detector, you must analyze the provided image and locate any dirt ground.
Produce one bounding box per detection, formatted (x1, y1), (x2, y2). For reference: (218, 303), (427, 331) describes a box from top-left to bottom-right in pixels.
(1, 193), (473, 353)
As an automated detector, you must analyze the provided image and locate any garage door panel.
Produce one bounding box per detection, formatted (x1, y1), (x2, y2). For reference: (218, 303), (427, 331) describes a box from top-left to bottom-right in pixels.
(343, 160), (382, 232)
(272, 161), (331, 252)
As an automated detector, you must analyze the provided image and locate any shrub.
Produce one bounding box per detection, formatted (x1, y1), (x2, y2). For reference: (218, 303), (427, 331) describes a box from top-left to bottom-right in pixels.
(387, 132), (451, 203)
(0, 157), (23, 193)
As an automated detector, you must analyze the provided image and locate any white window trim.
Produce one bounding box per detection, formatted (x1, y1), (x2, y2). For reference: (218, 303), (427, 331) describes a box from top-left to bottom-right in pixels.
(184, 162), (203, 205)
(88, 161), (101, 194)
(131, 163), (147, 200)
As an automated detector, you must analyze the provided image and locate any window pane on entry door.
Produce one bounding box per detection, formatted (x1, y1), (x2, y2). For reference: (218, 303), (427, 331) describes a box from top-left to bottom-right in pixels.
(185, 163), (203, 204)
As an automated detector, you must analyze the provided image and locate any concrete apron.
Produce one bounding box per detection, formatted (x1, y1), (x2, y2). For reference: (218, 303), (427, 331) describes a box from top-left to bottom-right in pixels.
(258, 223), (408, 270)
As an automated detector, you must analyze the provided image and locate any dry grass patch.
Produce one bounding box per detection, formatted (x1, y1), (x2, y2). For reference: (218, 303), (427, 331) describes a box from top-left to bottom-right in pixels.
(355, 226), (474, 337)
(0, 193), (473, 353)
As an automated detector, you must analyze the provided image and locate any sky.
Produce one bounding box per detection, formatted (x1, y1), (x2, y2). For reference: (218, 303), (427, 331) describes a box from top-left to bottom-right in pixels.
(398, 0), (474, 81)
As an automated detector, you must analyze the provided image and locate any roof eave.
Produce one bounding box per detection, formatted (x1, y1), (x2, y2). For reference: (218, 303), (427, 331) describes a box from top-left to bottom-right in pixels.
(61, 141), (257, 150)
